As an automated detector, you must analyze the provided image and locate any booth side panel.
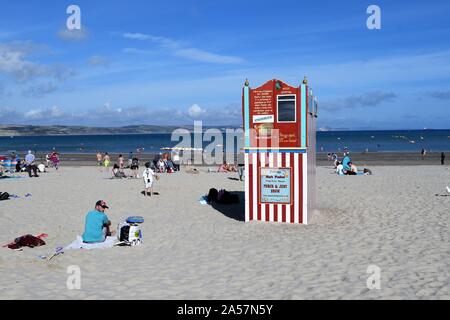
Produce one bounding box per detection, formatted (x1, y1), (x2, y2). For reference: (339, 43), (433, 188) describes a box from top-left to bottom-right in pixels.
(307, 114), (317, 224)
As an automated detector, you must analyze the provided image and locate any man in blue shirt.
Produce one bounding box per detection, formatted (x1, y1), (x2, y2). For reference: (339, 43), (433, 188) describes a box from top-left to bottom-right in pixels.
(82, 200), (116, 243)
(25, 150), (39, 177)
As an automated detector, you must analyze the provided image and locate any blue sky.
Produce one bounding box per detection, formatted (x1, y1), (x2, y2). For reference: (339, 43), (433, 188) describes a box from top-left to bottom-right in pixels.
(0, 0), (449, 129)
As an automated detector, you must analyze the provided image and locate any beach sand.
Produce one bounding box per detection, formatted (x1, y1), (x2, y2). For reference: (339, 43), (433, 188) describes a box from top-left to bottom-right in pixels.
(0, 165), (448, 299)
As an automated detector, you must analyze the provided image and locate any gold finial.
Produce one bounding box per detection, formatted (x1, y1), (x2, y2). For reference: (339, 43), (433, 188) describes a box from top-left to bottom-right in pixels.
(244, 78), (249, 87)
(302, 75), (308, 85)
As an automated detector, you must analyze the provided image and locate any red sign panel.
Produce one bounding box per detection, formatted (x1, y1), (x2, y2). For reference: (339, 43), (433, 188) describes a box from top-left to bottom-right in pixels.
(249, 79), (301, 149)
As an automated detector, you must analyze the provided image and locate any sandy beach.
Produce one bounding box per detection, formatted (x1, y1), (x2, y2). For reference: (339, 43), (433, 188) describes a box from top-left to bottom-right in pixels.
(0, 164), (448, 300)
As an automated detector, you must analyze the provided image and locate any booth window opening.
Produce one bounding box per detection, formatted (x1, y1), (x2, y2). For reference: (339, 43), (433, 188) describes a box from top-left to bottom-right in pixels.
(277, 94), (297, 123)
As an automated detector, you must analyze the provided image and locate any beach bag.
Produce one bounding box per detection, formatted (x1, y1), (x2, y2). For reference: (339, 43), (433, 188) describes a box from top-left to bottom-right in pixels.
(0, 192), (9, 201)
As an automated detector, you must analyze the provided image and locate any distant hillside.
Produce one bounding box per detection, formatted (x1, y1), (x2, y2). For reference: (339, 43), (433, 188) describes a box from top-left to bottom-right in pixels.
(0, 125), (241, 136)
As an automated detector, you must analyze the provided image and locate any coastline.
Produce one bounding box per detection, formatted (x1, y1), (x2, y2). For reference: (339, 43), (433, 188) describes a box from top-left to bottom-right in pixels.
(22, 151), (449, 167)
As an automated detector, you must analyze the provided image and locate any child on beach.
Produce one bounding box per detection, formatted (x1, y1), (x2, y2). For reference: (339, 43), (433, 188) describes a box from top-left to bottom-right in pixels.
(143, 162), (157, 197)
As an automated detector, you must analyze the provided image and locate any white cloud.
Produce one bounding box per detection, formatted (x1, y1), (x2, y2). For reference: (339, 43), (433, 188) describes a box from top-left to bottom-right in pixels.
(122, 32), (244, 64)
(123, 33), (152, 41)
(0, 42), (74, 82)
(188, 104), (205, 118)
(24, 106), (65, 120)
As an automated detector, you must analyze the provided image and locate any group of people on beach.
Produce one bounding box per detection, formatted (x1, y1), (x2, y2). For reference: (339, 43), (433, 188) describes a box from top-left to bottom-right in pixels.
(331, 151), (372, 176)
(152, 152), (180, 173)
(0, 150), (60, 178)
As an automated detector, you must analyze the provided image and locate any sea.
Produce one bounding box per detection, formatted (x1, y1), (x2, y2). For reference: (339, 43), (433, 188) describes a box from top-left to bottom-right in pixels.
(0, 129), (449, 154)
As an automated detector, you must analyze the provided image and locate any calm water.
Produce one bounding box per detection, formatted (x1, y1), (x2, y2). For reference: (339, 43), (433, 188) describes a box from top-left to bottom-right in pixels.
(0, 130), (449, 154)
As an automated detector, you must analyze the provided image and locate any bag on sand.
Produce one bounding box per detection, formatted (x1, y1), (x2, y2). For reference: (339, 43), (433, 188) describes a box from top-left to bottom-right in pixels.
(0, 192), (10, 201)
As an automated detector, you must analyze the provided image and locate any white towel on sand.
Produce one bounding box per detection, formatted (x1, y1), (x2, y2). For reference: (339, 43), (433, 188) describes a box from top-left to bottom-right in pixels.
(65, 235), (118, 250)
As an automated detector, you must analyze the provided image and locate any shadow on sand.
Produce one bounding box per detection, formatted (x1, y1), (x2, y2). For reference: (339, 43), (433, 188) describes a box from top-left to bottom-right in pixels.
(210, 191), (245, 222)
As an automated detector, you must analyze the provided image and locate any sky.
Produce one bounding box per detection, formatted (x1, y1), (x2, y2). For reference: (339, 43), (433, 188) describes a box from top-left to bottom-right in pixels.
(0, 0), (450, 129)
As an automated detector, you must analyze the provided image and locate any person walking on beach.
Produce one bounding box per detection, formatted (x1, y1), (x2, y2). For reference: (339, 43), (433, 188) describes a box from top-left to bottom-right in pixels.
(96, 152), (103, 171)
(103, 153), (111, 172)
(421, 148), (426, 160)
(128, 151), (133, 167)
(46, 153), (51, 168)
(441, 152), (446, 165)
(130, 156), (139, 178)
(50, 152), (60, 170)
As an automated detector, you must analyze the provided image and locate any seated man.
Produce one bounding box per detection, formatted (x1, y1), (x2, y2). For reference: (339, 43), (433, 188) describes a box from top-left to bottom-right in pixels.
(82, 200), (116, 243)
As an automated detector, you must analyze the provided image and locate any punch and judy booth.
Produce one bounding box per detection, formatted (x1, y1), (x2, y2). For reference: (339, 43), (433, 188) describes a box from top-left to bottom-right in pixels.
(242, 78), (318, 224)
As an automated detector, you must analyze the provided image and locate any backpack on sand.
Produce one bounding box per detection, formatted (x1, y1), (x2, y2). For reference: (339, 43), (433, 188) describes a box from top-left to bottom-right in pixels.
(0, 192), (10, 201)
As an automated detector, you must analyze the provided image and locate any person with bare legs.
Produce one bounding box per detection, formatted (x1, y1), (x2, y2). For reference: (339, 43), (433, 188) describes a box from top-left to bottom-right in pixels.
(142, 162), (156, 197)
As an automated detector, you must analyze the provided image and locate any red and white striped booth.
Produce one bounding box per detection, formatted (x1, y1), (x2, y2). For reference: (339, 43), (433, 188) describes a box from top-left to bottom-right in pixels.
(242, 78), (318, 224)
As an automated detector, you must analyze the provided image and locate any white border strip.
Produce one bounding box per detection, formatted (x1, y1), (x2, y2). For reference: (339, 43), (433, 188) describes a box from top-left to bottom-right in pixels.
(285, 153), (291, 223)
(277, 153), (283, 223)
(302, 153), (308, 224)
(260, 153), (266, 222)
(252, 153), (258, 222)
(294, 153), (300, 224)
(245, 153), (250, 222)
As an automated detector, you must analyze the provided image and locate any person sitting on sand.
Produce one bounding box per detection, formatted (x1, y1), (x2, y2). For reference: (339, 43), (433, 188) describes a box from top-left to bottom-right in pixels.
(157, 158), (165, 173)
(218, 162), (229, 172)
(143, 162), (157, 197)
(345, 162), (357, 175)
(336, 161), (345, 175)
(172, 152), (180, 171)
(112, 164), (127, 178)
(227, 163), (238, 172)
(342, 153), (351, 171)
(37, 162), (46, 173)
(82, 200), (116, 244)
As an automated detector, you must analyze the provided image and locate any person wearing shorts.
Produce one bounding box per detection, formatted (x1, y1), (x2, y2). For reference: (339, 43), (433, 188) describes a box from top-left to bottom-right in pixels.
(142, 162), (156, 197)
(130, 157), (139, 178)
(96, 152), (103, 166)
(103, 153), (111, 171)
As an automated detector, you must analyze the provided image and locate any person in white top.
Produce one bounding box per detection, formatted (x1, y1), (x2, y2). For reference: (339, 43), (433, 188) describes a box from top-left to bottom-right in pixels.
(336, 161), (345, 175)
(142, 162), (156, 197)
